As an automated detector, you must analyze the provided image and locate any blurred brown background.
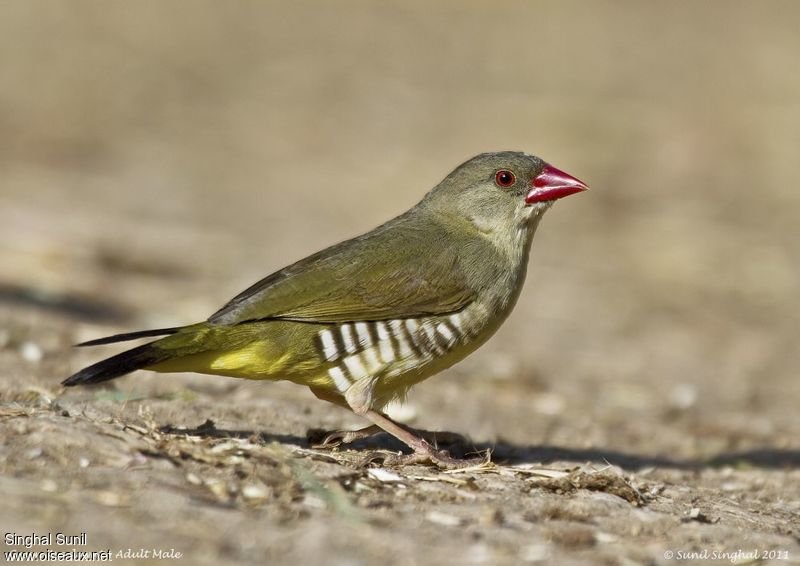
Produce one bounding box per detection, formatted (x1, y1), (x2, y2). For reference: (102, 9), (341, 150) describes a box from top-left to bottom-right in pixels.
(1, 2), (798, 563)
(3, 0), (798, 432)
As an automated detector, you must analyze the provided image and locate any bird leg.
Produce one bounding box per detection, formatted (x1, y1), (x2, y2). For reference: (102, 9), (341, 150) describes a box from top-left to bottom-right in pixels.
(344, 380), (478, 467)
(360, 410), (489, 470)
(309, 384), (485, 468)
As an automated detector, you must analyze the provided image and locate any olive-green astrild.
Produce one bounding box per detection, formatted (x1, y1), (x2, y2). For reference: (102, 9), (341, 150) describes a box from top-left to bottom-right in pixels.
(63, 152), (588, 467)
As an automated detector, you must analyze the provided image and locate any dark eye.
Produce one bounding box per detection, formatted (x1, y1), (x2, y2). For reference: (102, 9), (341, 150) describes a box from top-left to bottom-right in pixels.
(495, 169), (516, 188)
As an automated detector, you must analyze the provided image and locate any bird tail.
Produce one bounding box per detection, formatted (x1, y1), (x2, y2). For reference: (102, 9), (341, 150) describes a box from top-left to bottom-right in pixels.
(62, 341), (171, 386)
(76, 327), (181, 347)
(63, 325), (194, 386)
(62, 322), (265, 387)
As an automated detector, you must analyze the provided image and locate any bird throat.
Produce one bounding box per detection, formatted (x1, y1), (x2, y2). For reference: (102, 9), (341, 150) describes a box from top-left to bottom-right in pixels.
(475, 201), (546, 264)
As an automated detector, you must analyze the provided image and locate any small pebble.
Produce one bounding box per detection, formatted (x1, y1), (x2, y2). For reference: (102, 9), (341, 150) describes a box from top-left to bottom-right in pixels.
(27, 447), (43, 460)
(595, 532), (618, 544)
(205, 479), (229, 500)
(669, 383), (697, 410)
(368, 468), (403, 483)
(425, 510), (461, 527)
(20, 342), (43, 363)
(186, 473), (203, 485)
(242, 483), (269, 500)
(94, 490), (127, 507)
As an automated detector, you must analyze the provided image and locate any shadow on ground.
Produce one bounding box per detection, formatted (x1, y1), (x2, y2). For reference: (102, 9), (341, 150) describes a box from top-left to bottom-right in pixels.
(160, 421), (800, 471)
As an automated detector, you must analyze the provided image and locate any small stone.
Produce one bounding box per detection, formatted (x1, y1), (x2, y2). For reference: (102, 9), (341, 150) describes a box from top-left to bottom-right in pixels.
(367, 468), (403, 483)
(595, 532), (618, 544)
(185, 473), (203, 485)
(242, 483), (269, 500)
(20, 342), (43, 363)
(682, 507), (718, 524)
(27, 447), (43, 460)
(94, 490), (127, 507)
(205, 479), (229, 500)
(425, 510), (461, 527)
(669, 383), (697, 410)
(210, 440), (241, 453)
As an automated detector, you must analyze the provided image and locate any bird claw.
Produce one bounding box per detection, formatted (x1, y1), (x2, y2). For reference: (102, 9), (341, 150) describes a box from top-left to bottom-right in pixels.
(308, 425), (468, 450)
(309, 415), (484, 469)
(360, 446), (492, 470)
(307, 425), (383, 448)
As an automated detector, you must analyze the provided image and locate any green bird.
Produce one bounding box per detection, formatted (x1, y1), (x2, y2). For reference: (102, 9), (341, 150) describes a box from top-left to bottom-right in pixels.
(63, 152), (588, 467)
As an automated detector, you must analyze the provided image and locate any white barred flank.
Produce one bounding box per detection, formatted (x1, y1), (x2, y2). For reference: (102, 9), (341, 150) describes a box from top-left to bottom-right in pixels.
(436, 322), (454, 343)
(316, 314), (472, 390)
(354, 322), (372, 347)
(343, 354), (369, 380)
(318, 329), (338, 362)
(340, 324), (358, 354)
(375, 322), (395, 363)
(328, 366), (351, 393)
(420, 321), (441, 354)
(360, 346), (383, 374)
(448, 312), (464, 333)
(403, 319), (426, 354)
(388, 319), (414, 359)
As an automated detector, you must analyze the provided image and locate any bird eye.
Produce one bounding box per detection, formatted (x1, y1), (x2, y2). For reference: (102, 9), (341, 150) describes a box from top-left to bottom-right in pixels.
(495, 169), (516, 188)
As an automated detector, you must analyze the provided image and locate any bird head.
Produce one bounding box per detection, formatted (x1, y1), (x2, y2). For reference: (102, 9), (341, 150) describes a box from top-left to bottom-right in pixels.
(425, 152), (588, 222)
(422, 152), (588, 237)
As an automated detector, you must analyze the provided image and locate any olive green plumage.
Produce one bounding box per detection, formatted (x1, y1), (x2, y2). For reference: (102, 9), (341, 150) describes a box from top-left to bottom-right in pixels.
(64, 151), (587, 464)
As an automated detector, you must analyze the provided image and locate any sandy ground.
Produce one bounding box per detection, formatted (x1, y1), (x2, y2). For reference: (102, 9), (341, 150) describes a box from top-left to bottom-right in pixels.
(1, 2), (799, 565)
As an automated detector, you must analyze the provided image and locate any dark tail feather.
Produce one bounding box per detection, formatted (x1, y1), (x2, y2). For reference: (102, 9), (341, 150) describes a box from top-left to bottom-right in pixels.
(76, 327), (181, 347)
(62, 342), (169, 386)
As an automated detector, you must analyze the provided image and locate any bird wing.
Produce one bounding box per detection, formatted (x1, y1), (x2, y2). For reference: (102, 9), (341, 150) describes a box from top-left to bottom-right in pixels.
(208, 217), (475, 325)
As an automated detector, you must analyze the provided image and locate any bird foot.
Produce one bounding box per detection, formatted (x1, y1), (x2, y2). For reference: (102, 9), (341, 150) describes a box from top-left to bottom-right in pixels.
(308, 425), (383, 448)
(361, 444), (492, 470)
(308, 425), (468, 450)
(308, 409), (481, 469)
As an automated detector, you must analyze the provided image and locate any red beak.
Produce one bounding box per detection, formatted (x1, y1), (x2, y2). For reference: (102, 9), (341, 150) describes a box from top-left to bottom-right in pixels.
(526, 164), (589, 204)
